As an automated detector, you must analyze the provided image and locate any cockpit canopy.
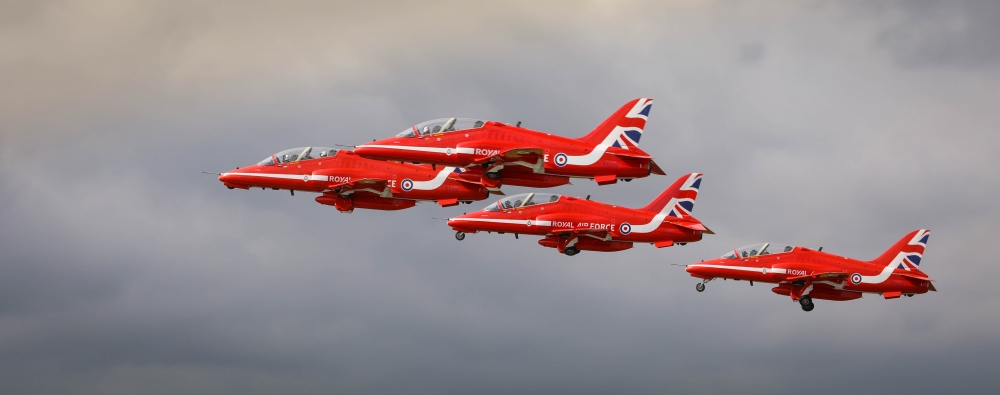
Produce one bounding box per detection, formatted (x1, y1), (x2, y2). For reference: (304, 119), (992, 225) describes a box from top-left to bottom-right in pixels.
(721, 243), (796, 259)
(482, 192), (561, 212)
(396, 118), (487, 138)
(257, 147), (339, 166)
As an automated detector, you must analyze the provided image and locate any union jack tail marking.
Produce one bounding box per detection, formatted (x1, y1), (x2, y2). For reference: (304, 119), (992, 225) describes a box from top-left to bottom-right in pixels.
(870, 229), (931, 272)
(640, 173), (702, 216)
(577, 98), (652, 150)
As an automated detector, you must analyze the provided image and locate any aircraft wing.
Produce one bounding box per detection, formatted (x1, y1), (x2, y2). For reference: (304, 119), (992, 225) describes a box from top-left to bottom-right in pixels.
(501, 147), (545, 160)
(469, 146), (545, 165)
(330, 178), (390, 196)
(547, 226), (610, 240)
(785, 271), (850, 282)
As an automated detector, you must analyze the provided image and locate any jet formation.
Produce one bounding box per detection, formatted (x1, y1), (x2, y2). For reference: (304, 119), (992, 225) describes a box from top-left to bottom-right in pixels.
(215, 98), (935, 312)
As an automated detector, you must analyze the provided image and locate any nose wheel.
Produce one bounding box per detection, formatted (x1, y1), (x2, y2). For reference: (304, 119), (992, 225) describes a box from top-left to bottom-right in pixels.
(455, 231), (466, 241)
(563, 247), (580, 256)
(799, 296), (814, 312)
(695, 283), (706, 292)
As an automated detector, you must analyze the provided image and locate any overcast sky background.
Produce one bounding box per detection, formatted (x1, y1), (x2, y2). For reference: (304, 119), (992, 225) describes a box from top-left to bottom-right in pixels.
(2, 1), (999, 394)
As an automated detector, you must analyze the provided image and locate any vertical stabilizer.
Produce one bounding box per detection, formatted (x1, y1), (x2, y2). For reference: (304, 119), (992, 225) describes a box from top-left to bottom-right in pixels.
(869, 229), (931, 274)
(577, 98), (652, 150)
(640, 173), (702, 217)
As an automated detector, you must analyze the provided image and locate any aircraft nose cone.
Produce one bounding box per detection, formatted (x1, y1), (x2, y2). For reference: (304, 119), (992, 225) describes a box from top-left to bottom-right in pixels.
(447, 213), (470, 228)
(685, 264), (706, 276)
(218, 171), (236, 183)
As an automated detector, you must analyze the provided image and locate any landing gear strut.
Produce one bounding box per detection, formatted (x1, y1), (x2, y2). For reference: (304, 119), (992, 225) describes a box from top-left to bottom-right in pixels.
(455, 231), (466, 241)
(695, 283), (706, 292)
(563, 247), (580, 256)
(799, 296), (814, 312)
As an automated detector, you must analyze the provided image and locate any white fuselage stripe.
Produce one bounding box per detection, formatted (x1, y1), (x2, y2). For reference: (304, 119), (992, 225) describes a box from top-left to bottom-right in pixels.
(222, 172), (326, 181)
(449, 218), (553, 226)
(363, 145), (475, 155)
(410, 167), (455, 190)
(688, 263), (788, 274)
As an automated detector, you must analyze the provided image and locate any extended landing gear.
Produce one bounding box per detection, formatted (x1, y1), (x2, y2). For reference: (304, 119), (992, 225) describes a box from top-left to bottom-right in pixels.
(563, 247), (580, 256)
(695, 283), (706, 292)
(455, 231), (466, 241)
(799, 296), (814, 312)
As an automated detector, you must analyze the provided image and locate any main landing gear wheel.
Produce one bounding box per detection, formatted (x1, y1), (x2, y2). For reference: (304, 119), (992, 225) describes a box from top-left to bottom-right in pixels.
(695, 283), (706, 292)
(799, 296), (814, 312)
(563, 247), (580, 256)
(455, 231), (466, 241)
(486, 172), (500, 179)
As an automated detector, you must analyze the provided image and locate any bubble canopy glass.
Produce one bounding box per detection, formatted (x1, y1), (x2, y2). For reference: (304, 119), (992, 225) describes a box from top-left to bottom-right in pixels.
(481, 193), (561, 212)
(396, 118), (487, 138)
(257, 147), (339, 166)
(721, 243), (796, 259)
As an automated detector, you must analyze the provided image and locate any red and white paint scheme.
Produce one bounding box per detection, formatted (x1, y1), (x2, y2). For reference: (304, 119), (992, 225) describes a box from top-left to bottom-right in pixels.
(447, 173), (710, 255)
(353, 98), (665, 192)
(685, 229), (935, 312)
(217, 147), (489, 213)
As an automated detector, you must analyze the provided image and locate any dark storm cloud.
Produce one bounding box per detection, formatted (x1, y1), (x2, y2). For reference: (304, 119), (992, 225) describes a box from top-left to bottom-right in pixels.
(1, 1), (999, 394)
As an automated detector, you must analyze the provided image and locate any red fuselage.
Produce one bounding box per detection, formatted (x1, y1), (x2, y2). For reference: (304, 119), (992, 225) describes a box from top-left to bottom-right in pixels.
(448, 194), (704, 254)
(356, 122), (655, 177)
(687, 248), (933, 300)
(218, 150), (488, 212)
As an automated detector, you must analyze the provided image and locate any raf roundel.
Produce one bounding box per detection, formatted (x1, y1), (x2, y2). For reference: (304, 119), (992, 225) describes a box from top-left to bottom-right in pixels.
(400, 178), (414, 192)
(619, 222), (632, 235)
(553, 153), (569, 167)
(851, 273), (863, 285)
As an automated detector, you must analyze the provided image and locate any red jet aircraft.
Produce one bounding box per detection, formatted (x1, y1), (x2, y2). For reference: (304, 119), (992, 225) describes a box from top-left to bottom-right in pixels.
(447, 173), (710, 255)
(684, 230), (935, 312)
(353, 98), (665, 192)
(217, 146), (489, 212)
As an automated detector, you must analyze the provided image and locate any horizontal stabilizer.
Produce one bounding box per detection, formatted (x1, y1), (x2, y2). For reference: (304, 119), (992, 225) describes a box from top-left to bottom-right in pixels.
(649, 161), (666, 175)
(612, 151), (652, 159)
(668, 217), (710, 233)
(896, 272), (934, 282)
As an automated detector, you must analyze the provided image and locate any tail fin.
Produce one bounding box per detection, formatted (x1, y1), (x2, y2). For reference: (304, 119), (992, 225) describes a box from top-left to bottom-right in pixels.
(869, 229), (931, 272)
(640, 173), (702, 216)
(577, 98), (652, 150)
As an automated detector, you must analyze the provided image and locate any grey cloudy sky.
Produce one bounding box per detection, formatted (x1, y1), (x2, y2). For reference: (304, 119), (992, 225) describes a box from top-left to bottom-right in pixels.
(2, 1), (999, 393)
